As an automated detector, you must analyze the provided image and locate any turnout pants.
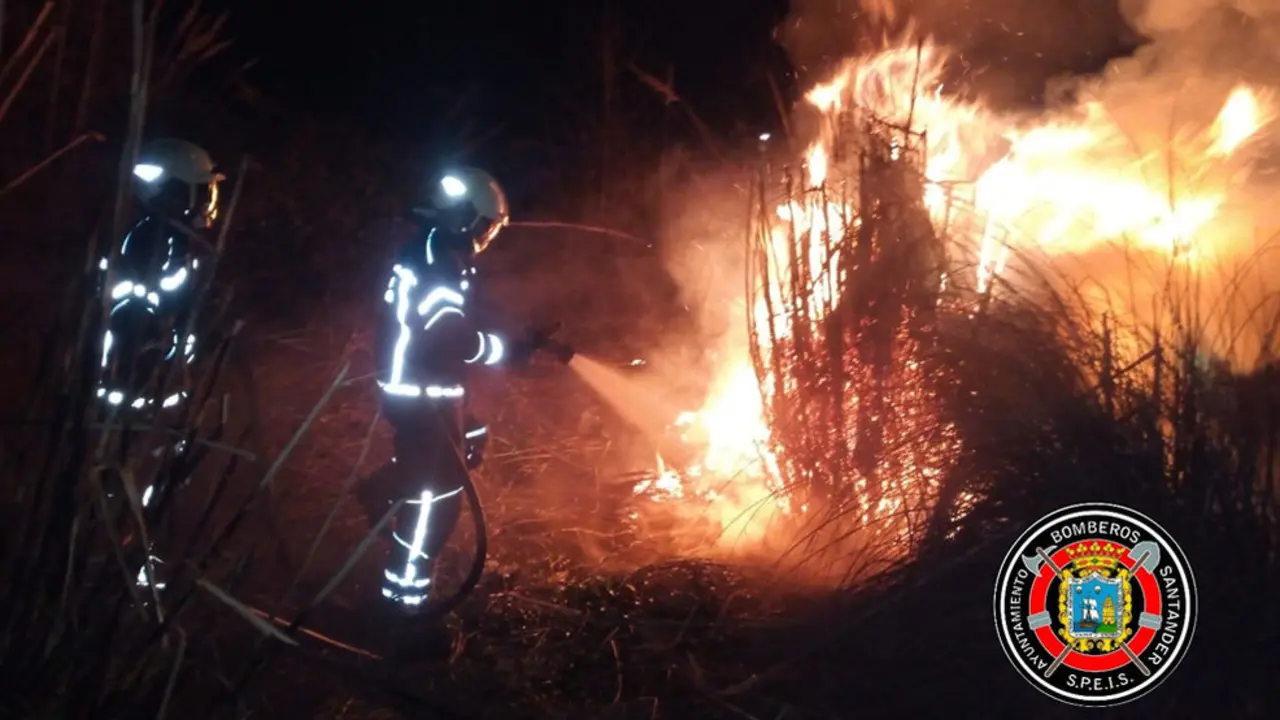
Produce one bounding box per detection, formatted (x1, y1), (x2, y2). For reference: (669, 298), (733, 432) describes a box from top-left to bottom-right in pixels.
(372, 397), (468, 608)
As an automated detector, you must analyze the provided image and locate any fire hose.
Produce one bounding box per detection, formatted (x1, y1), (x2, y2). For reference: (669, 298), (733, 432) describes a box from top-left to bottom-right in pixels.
(416, 432), (488, 620)
(410, 326), (575, 621)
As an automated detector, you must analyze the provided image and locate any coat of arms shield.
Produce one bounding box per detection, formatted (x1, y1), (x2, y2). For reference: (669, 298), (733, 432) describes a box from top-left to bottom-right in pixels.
(1066, 571), (1125, 639)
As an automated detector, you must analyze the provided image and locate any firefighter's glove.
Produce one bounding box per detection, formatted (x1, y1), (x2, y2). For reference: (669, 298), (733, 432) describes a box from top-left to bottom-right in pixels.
(508, 322), (569, 367)
(529, 322), (574, 364)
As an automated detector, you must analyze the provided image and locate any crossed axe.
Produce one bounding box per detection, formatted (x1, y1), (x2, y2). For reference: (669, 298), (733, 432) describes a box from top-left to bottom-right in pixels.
(1020, 540), (1161, 679)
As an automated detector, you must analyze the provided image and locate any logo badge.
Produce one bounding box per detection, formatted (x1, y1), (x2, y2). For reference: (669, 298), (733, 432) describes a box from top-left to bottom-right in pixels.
(993, 503), (1197, 706)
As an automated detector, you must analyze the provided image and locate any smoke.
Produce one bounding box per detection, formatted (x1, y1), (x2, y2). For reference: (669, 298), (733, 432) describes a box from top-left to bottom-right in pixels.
(772, 0), (1280, 367)
(645, 145), (765, 402)
(779, 1), (1139, 108)
(1128, 0), (1280, 37)
(1045, 0), (1280, 367)
(652, 0), (1280, 425)
(1097, 3), (1280, 168)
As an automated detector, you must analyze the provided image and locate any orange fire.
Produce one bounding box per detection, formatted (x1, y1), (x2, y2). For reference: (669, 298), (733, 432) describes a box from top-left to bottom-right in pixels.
(636, 34), (1277, 555)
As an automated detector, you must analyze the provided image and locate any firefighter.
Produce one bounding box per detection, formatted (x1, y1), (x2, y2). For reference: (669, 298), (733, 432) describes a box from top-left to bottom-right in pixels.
(366, 166), (569, 614)
(98, 138), (223, 412)
(97, 138), (223, 592)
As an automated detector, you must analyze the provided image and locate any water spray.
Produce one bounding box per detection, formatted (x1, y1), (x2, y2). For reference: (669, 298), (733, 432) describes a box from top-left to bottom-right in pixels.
(566, 354), (682, 444)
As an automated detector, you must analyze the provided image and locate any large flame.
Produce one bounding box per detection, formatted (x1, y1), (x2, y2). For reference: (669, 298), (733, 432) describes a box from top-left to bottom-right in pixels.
(637, 33), (1277, 555)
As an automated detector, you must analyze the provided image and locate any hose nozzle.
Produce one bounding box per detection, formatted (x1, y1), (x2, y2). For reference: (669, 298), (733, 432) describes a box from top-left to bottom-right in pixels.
(525, 322), (574, 365)
(545, 338), (575, 364)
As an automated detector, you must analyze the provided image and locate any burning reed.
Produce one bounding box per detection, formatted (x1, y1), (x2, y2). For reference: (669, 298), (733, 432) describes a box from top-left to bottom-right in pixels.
(636, 26), (1280, 580)
(746, 108), (962, 571)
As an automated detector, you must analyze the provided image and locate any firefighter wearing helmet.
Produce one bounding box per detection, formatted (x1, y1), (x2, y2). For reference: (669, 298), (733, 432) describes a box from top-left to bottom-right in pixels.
(97, 138), (223, 412)
(96, 138), (224, 592)
(363, 166), (568, 613)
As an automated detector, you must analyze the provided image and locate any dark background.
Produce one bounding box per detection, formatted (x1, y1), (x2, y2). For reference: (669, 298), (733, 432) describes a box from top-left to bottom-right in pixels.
(230, 0), (794, 131)
(221, 0), (794, 209)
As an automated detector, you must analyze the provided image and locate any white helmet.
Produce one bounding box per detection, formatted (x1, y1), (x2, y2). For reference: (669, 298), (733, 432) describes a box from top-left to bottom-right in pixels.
(132, 138), (224, 228)
(412, 166), (510, 255)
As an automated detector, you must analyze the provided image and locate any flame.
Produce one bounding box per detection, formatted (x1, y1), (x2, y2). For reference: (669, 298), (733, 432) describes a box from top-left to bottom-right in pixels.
(634, 34), (1278, 556)
(1209, 85), (1272, 157)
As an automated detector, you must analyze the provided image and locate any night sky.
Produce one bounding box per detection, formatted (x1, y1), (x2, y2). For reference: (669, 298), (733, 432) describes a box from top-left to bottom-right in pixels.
(228, 0), (793, 141)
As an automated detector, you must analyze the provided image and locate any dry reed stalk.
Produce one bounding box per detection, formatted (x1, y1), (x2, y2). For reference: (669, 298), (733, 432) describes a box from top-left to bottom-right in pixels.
(0, 131), (105, 194)
(0, 1), (337, 713)
(0, 24), (53, 123)
(0, 1), (53, 90)
(278, 406), (381, 607)
(73, 0), (107, 131)
(747, 107), (950, 555)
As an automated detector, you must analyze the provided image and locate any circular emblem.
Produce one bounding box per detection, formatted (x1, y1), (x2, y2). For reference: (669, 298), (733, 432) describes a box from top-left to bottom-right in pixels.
(993, 503), (1197, 706)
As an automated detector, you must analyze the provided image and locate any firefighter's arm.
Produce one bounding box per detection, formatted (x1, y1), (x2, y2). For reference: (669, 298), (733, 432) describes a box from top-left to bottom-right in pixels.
(156, 245), (194, 296)
(450, 281), (573, 367)
(464, 327), (507, 367)
(456, 286), (510, 367)
(463, 324), (558, 368)
(409, 280), (504, 367)
(488, 323), (575, 368)
(457, 323), (556, 368)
